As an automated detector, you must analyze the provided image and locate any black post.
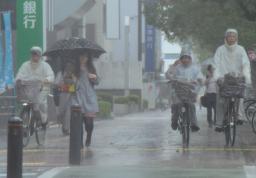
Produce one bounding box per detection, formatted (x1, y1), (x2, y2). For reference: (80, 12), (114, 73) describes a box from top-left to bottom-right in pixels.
(7, 117), (23, 178)
(69, 105), (82, 165)
(138, 0), (142, 61)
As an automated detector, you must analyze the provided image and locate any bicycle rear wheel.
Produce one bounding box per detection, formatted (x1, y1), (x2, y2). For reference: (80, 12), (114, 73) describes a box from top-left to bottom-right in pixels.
(20, 107), (32, 147)
(35, 112), (46, 146)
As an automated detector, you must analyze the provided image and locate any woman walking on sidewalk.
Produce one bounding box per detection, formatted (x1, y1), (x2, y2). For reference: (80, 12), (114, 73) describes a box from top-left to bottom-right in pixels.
(72, 52), (99, 147)
(204, 64), (217, 128)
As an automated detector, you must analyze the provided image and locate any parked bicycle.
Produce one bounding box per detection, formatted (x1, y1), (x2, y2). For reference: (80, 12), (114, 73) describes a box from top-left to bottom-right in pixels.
(242, 86), (256, 134)
(244, 99), (256, 123)
(251, 108), (256, 134)
(16, 80), (46, 147)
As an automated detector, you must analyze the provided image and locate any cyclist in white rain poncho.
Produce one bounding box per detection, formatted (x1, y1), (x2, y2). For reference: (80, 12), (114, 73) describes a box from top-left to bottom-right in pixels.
(16, 46), (55, 128)
(213, 29), (251, 132)
(168, 50), (204, 132)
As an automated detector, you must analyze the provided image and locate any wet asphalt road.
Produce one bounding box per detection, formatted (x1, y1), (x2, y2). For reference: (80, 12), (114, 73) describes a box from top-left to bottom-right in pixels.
(1, 107), (256, 177)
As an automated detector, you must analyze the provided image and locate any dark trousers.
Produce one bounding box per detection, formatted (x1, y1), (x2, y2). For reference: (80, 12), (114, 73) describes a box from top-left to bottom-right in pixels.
(81, 117), (94, 147)
(206, 93), (216, 126)
(84, 117), (94, 140)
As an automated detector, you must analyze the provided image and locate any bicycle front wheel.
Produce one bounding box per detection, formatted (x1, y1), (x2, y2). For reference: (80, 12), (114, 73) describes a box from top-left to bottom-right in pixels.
(35, 114), (46, 146)
(182, 107), (190, 148)
(224, 125), (230, 146)
(20, 108), (32, 147)
(228, 104), (237, 146)
(182, 125), (190, 148)
(229, 120), (236, 146)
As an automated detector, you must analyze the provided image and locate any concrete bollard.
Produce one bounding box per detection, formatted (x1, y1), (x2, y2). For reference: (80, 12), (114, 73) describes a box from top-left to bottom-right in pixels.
(7, 116), (23, 178)
(69, 105), (82, 165)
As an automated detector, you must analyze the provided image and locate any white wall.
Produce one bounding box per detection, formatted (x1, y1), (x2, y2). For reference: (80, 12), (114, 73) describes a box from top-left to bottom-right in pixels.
(111, 0), (139, 61)
(53, 0), (87, 25)
(95, 60), (143, 90)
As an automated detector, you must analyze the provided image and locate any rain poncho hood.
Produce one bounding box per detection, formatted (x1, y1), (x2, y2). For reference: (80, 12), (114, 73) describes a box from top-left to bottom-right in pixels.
(179, 47), (192, 60)
(30, 46), (43, 56)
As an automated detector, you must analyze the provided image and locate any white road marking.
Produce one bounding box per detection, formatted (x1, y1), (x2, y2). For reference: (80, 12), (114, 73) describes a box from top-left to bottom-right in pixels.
(0, 173), (37, 177)
(38, 167), (69, 178)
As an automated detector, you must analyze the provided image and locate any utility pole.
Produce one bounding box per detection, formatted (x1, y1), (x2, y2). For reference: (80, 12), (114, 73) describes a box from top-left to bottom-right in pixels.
(138, 0), (142, 61)
(124, 16), (130, 96)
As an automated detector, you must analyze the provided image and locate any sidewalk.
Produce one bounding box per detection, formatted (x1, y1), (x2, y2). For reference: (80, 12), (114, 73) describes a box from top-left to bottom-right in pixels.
(38, 165), (253, 178)
(1, 108), (256, 178)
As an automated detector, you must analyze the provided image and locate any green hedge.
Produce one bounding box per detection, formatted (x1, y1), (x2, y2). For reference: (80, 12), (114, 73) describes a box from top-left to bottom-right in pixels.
(128, 95), (140, 104)
(97, 92), (113, 104)
(114, 95), (141, 105)
(114, 96), (130, 104)
(98, 101), (112, 118)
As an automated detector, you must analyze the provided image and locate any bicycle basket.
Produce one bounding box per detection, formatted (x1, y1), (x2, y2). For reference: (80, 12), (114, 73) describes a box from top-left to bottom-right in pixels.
(224, 74), (245, 85)
(16, 81), (42, 103)
(220, 75), (245, 98)
(220, 84), (245, 98)
(173, 81), (197, 102)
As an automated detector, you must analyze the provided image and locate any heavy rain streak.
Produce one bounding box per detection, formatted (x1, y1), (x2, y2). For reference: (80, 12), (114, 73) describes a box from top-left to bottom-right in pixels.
(1, 0), (256, 178)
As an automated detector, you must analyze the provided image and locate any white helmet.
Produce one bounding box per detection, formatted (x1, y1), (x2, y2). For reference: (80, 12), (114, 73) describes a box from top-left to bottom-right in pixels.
(30, 46), (42, 56)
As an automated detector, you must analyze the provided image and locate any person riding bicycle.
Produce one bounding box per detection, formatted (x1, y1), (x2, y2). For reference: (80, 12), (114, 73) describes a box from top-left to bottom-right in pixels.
(213, 29), (251, 132)
(169, 49), (204, 132)
(16, 46), (55, 129)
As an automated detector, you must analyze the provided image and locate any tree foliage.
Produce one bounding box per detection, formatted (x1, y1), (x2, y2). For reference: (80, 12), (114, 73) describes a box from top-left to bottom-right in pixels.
(144, 0), (256, 59)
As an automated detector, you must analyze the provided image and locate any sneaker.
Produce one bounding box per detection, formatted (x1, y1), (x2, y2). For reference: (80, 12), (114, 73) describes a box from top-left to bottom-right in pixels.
(191, 125), (200, 132)
(171, 121), (178, 130)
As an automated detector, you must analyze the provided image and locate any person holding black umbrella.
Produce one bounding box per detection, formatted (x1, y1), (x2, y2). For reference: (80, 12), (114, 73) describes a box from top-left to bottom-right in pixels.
(72, 52), (99, 147)
(44, 38), (105, 146)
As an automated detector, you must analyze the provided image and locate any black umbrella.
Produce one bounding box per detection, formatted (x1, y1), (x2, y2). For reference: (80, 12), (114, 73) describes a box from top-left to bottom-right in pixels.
(43, 37), (106, 58)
